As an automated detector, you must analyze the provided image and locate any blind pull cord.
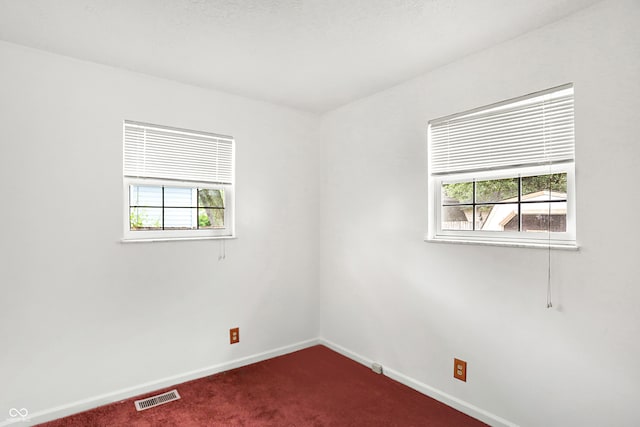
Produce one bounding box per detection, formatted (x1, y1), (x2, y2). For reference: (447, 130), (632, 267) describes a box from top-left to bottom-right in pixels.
(541, 98), (553, 310)
(547, 244), (553, 309)
(546, 172), (553, 309)
(218, 239), (226, 261)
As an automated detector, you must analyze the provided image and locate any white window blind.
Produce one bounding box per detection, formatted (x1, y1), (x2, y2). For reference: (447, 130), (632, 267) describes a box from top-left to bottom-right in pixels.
(124, 121), (234, 184)
(429, 84), (574, 175)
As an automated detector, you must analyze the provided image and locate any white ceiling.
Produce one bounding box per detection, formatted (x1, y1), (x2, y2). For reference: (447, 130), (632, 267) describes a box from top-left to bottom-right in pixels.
(0, 0), (600, 113)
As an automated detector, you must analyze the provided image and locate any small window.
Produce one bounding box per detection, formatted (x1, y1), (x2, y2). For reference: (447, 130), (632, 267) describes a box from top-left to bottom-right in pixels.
(427, 84), (576, 248)
(123, 121), (235, 241)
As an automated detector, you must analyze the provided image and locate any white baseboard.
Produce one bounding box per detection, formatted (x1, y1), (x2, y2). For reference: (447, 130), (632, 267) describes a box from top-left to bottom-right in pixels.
(5, 338), (516, 427)
(3, 338), (320, 427)
(319, 338), (518, 427)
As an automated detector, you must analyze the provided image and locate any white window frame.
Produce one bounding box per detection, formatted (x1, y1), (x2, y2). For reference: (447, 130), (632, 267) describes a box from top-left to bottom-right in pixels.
(426, 84), (577, 249)
(123, 178), (234, 241)
(122, 121), (235, 242)
(428, 163), (576, 248)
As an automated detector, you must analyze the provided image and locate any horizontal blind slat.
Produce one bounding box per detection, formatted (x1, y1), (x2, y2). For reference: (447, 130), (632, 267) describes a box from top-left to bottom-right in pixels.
(431, 110), (574, 140)
(431, 126), (574, 151)
(124, 121), (234, 184)
(432, 102), (574, 134)
(429, 86), (575, 175)
(432, 93), (574, 127)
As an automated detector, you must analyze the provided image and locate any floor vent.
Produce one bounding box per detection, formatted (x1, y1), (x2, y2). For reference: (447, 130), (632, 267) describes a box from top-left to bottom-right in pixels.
(134, 389), (181, 411)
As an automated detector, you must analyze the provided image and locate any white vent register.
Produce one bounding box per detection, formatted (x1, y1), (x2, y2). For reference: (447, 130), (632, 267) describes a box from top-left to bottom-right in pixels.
(134, 389), (181, 411)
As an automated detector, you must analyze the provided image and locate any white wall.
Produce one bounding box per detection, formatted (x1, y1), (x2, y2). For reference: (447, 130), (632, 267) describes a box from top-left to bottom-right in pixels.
(0, 41), (320, 420)
(318, 1), (640, 426)
(2, 1), (639, 426)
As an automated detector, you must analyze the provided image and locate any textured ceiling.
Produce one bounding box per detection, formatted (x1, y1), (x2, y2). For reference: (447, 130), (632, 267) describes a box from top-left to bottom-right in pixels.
(0, 0), (600, 112)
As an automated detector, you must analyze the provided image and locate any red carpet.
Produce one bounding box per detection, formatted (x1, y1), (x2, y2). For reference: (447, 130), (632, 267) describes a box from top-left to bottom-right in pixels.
(39, 345), (487, 426)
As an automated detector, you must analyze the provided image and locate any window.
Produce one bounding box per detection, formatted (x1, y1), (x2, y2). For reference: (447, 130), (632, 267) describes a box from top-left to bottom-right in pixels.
(123, 121), (235, 241)
(427, 84), (576, 248)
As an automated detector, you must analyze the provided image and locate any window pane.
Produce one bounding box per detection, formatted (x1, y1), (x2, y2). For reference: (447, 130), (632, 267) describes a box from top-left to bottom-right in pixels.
(199, 208), (225, 229)
(441, 205), (473, 230)
(476, 178), (518, 203)
(522, 173), (567, 198)
(522, 202), (567, 232)
(130, 207), (162, 230)
(164, 207), (197, 230)
(164, 187), (196, 207)
(442, 182), (472, 204)
(475, 204), (519, 231)
(198, 189), (225, 208)
(130, 185), (162, 207)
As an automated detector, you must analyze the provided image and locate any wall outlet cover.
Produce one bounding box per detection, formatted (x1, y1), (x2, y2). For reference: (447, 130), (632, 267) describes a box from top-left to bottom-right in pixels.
(454, 358), (467, 382)
(230, 327), (239, 344)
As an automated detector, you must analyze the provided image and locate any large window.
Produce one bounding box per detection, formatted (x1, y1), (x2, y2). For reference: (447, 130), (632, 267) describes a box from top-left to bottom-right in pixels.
(427, 84), (576, 248)
(123, 121), (235, 241)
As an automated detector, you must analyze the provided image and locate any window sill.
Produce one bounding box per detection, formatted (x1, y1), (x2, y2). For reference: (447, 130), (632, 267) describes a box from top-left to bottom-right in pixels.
(424, 235), (579, 250)
(121, 235), (236, 243)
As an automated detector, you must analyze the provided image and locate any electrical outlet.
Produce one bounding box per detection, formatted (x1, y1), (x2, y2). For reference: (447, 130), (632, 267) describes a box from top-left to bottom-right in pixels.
(454, 358), (467, 382)
(230, 327), (239, 344)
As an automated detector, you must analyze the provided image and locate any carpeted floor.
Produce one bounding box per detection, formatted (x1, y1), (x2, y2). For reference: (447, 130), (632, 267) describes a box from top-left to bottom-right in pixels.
(38, 345), (487, 426)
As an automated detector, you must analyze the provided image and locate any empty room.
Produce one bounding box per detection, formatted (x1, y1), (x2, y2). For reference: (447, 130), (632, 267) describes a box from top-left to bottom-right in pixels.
(1, 1), (639, 426)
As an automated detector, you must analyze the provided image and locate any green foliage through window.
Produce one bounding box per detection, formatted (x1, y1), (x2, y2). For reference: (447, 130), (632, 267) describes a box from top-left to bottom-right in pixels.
(443, 173), (567, 203)
(128, 185), (225, 231)
(441, 173), (568, 233)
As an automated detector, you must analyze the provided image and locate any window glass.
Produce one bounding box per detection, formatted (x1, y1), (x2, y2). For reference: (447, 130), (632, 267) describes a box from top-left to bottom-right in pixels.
(442, 181), (473, 204)
(127, 185), (227, 232)
(129, 207), (162, 230)
(475, 203), (518, 231)
(435, 170), (572, 244)
(130, 185), (162, 207)
(522, 173), (567, 195)
(476, 178), (518, 203)
(521, 202), (567, 233)
(442, 205), (473, 231)
(164, 187), (195, 207)
(198, 189), (225, 228)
